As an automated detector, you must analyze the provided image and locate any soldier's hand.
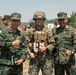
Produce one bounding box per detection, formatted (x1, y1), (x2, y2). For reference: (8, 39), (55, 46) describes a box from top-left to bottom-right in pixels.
(15, 59), (23, 65)
(65, 50), (71, 56)
(28, 43), (32, 48)
(12, 38), (21, 46)
(29, 52), (36, 59)
(39, 46), (46, 52)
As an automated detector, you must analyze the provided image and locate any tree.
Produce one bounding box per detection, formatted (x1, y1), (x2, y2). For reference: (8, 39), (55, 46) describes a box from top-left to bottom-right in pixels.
(68, 11), (76, 28)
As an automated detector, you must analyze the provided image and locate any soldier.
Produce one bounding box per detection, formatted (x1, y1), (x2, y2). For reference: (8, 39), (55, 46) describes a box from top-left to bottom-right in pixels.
(28, 11), (55, 75)
(21, 25), (26, 33)
(2, 15), (11, 27)
(52, 12), (76, 75)
(0, 12), (28, 75)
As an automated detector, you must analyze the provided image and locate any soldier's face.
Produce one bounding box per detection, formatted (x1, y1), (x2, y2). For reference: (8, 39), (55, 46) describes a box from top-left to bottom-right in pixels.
(11, 20), (21, 29)
(58, 18), (68, 28)
(3, 19), (10, 26)
(35, 19), (44, 26)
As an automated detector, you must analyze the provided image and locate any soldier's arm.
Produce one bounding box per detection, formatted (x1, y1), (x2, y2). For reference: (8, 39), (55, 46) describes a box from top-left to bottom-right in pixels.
(46, 30), (55, 52)
(19, 33), (28, 61)
(72, 30), (76, 54)
(0, 31), (23, 47)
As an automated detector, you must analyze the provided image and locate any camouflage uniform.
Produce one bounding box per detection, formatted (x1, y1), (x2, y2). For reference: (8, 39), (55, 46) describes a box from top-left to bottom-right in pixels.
(0, 13), (28, 75)
(52, 12), (76, 75)
(28, 11), (55, 75)
(22, 25), (31, 43)
(70, 32), (76, 75)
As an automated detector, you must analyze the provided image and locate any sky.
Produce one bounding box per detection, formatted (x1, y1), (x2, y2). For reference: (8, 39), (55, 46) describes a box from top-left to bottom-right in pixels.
(0, 0), (76, 22)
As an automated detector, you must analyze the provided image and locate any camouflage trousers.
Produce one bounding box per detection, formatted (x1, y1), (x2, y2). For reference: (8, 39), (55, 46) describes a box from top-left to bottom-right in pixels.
(0, 64), (23, 75)
(54, 64), (72, 75)
(28, 56), (53, 75)
(70, 65), (76, 75)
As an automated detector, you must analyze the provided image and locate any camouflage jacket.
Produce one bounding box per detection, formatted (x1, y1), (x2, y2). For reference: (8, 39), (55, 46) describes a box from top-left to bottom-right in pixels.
(0, 27), (28, 65)
(52, 25), (76, 65)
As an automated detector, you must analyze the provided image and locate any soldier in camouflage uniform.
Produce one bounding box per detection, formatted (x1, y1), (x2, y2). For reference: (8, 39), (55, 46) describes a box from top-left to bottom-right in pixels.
(2, 15), (11, 27)
(52, 12), (76, 75)
(0, 13), (28, 75)
(28, 11), (55, 75)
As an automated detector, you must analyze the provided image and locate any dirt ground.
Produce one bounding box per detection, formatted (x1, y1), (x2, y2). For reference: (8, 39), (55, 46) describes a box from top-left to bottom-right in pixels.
(23, 59), (29, 74)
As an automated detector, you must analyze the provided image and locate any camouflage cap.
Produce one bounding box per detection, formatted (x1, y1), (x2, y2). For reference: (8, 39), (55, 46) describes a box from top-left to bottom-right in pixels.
(57, 12), (67, 19)
(2, 15), (10, 20)
(11, 13), (21, 20)
(33, 11), (46, 20)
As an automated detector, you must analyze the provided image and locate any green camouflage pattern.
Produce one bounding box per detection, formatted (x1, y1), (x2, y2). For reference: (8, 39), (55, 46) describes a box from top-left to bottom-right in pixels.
(52, 25), (76, 75)
(11, 13), (21, 20)
(0, 65), (23, 75)
(52, 26), (76, 65)
(28, 56), (53, 75)
(57, 12), (67, 19)
(55, 64), (72, 75)
(70, 65), (76, 75)
(70, 54), (76, 75)
(0, 27), (28, 65)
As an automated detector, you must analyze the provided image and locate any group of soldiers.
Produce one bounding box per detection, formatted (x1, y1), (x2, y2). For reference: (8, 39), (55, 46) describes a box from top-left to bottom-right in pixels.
(0, 11), (76, 75)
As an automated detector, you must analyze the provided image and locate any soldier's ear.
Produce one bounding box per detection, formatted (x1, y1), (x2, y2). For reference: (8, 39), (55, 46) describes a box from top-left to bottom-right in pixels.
(65, 18), (68, 23)
(19, 22), (21, 25)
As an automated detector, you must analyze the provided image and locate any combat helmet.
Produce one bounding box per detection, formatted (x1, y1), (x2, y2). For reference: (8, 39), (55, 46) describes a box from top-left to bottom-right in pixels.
(33, 11), (46, 20)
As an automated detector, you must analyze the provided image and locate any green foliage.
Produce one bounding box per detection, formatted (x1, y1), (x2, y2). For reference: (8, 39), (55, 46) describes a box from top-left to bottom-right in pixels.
(67, 11), (76, 28)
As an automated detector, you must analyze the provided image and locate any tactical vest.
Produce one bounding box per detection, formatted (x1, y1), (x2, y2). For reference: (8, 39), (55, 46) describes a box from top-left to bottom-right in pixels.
(31, 27), (48, 53)
(33, 27), (48, 46)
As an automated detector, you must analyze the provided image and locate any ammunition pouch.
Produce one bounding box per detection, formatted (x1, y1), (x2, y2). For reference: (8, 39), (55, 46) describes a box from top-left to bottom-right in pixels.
(30, 27), (49, 54)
